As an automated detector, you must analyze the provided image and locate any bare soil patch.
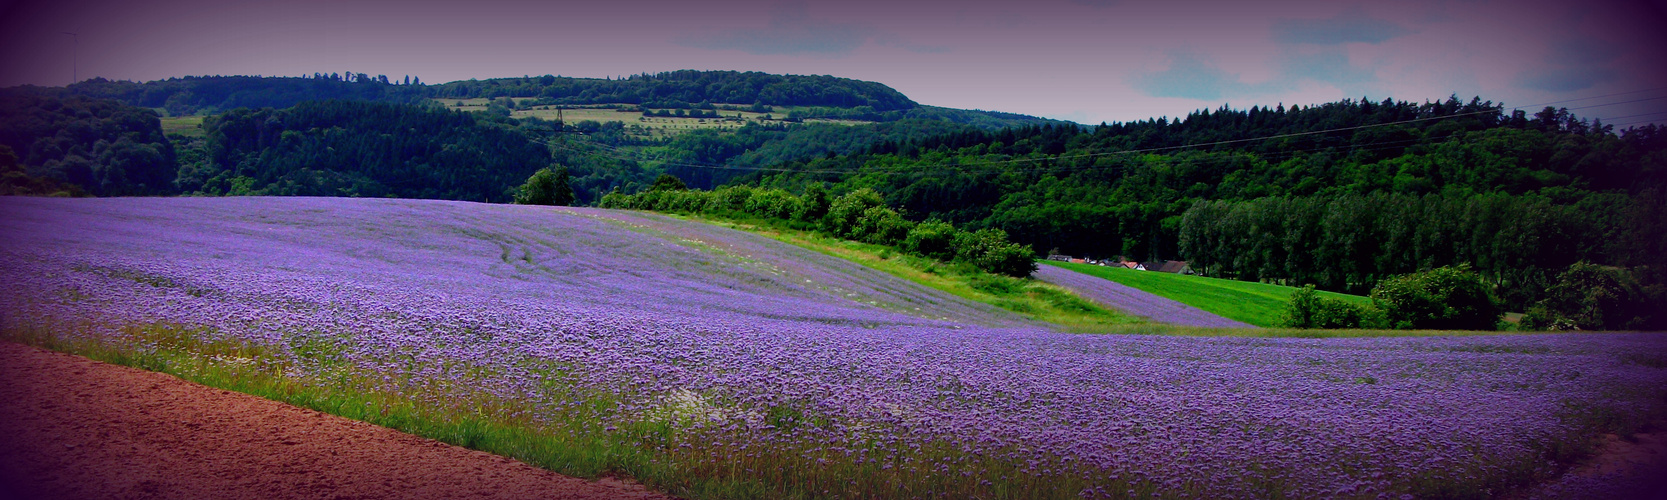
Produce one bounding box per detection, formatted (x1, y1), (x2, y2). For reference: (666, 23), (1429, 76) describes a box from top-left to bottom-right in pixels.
(0, 342), (671, 500)
(1575, 426), (1667, 479)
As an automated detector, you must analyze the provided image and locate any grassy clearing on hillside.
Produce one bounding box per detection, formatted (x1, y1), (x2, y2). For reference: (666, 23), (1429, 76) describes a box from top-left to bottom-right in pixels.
(159, 115), (205, 138)
(1043, 261), (1371, 328)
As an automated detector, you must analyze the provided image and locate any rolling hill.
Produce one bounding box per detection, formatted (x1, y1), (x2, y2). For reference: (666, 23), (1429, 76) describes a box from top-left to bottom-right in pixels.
(5, 70), (1059, 203)
(4, 196), (1665, 499)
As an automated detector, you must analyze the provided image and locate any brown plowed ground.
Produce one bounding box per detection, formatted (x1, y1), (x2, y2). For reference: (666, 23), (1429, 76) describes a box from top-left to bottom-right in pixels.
(0, 342), (672, 500)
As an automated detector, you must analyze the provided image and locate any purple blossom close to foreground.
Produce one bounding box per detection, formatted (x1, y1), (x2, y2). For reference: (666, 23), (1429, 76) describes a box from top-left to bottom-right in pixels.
(1031, 265), (1255, 328)
(2, 196), (1664, 498)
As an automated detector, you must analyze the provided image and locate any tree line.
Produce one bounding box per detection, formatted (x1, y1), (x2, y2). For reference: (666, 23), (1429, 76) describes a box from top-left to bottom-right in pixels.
(598, 178), (1037, 277)
(731, 96), (1665, 322)
(1176, 191), (1662, 309)
(555, 117), (1037, 206)
(427, 70), (917, 111)
(182, 100), (553, 201)
(61, 71), (922, 117)
(68, 75), (431, 117)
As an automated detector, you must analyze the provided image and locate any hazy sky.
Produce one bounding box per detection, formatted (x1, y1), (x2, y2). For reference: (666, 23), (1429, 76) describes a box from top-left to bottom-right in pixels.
(3, 0), (1665, 126)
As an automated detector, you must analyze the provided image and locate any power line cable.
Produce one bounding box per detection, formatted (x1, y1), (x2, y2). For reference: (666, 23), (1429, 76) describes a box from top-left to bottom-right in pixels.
(1506, 86), (1667, 109)
(1596, 110), (1667, 122)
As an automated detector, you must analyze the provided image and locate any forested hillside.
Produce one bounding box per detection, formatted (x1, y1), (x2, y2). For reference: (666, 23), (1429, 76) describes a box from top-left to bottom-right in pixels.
(67, 75), (431, 117)
(0, 95), (1042, 206)
(549, 116), (1046, 204)
(182, 100), (553, 201)
(738, 97), (1667, 310)
(64, 70), (924, 116)
(0, 88), (175, 196)
(429, 70), (916, 110)
(41, 72), (1051, 204)
(559, 118), (980, 197)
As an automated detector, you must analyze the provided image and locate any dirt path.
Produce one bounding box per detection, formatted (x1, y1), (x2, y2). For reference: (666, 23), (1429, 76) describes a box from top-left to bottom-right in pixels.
(1521, 424), (1667, 499)
(4, 341), (1662, 499)
(0, 342), (672, 500)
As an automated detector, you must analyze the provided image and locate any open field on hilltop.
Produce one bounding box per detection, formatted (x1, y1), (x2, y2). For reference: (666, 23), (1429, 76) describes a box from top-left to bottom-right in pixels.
(3, 196), (1666, 500)
(159, 115), (205, 138)
(1043, 260), (1373, 328)
(437, 98), (871, 137)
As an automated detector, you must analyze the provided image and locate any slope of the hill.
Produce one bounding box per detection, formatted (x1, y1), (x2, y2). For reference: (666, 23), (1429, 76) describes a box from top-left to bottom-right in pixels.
(0, 196), (1031, 329)
(3, 196), (1667, 499)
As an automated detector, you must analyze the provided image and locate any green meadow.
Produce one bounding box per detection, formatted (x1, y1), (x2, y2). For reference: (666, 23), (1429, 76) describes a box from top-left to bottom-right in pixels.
(677, 214), (1490, 337)
(159, 115), (205, 138)
(435, 99), (870, 138)
(1042, 260), (1373, 328)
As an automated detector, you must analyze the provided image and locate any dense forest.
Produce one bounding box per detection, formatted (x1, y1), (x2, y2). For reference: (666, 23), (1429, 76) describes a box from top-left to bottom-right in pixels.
(67, 75), (431, 117)
(0, 88), (567, 202)
(554, 116), (1046, 204)
(738, 97), (1667, 311)
(184, 100), (552, 201)
(0, 88), (175, 196)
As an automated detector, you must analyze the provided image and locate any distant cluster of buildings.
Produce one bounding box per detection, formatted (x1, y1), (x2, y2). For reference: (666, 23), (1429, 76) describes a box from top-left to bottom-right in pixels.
(1045, 255), (1194, 274)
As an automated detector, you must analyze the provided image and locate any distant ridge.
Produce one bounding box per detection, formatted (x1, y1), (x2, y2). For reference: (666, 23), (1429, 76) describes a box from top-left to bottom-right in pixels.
(55, 70), (919, 117)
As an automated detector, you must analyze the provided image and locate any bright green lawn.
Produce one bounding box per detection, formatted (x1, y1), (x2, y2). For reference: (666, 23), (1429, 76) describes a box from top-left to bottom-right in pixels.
(1043, 261), (1372, 328)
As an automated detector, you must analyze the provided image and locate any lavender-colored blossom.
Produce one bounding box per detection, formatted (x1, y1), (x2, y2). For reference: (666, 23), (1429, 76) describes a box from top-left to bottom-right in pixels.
(1, 196), (1662, 498)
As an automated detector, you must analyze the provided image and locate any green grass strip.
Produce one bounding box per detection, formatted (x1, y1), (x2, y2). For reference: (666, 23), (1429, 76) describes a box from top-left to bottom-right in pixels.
(1041, 261), (1372, 328)
(680, 214), (1142, 330)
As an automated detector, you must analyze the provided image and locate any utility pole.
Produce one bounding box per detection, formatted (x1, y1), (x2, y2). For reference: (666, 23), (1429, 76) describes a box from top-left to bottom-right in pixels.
(59, 32), (78, 84)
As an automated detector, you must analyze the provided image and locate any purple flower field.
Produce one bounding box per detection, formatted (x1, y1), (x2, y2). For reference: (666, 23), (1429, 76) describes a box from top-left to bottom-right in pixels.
(2, 196), (1664, 499)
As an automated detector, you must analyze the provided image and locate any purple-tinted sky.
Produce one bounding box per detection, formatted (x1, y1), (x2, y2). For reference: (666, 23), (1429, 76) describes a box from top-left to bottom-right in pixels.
(3, 0), (1665, 126)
